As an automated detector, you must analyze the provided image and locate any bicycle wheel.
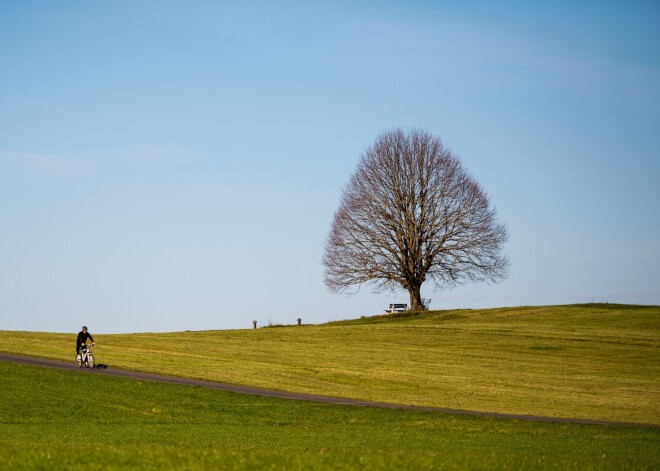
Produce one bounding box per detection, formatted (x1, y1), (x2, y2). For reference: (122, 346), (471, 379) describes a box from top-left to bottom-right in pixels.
(76, 354), (82, 368)
(87, 354), (94, 369)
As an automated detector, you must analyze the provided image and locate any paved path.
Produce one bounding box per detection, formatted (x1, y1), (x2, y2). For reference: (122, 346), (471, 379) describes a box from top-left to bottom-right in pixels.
(1, 352), (654, 428)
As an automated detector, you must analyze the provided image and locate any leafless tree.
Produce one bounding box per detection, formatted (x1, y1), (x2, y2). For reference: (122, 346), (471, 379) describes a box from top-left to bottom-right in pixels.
(323, 128), (509, 311)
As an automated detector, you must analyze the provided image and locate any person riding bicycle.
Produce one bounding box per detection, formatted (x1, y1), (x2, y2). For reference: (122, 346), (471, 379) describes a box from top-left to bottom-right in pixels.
(76, 326), (96, 355)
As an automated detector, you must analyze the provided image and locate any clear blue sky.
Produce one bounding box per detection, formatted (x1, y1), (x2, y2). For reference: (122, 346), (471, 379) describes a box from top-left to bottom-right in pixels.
(1, 1), (658, 333)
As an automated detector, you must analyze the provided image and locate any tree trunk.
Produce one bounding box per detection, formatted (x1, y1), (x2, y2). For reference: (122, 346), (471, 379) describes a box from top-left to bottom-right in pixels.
(409, 284), (424, 311)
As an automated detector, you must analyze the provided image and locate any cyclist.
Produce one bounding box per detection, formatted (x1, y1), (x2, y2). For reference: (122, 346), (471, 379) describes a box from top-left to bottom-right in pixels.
(76, 325), (96, 356)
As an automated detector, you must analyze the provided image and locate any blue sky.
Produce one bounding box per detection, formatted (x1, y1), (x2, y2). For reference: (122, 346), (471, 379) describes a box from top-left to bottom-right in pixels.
(1, 1), (658, 333)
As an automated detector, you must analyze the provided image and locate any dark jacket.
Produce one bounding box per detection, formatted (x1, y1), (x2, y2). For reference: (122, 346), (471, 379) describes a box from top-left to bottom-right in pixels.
(76, 331), (94, 353)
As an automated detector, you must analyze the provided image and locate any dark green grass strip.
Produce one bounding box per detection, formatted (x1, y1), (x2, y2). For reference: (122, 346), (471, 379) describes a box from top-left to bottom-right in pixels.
(1, 362), (658, 470)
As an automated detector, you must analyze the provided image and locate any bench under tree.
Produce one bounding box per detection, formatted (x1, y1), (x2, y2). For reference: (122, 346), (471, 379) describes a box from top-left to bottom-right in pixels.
(386, 303), (408, 314)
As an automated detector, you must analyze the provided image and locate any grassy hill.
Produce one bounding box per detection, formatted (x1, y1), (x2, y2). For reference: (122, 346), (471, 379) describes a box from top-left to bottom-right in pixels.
(1, 360), (657, 470)
(1, 304), (658, 424)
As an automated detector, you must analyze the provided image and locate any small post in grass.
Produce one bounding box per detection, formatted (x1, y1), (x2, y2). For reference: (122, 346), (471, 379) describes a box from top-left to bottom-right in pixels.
(253, 320), (257, 329)
(297, 318), (302, 326)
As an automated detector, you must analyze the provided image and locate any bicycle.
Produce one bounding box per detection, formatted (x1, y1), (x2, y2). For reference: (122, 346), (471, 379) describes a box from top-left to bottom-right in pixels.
(76, 344), (95, 368)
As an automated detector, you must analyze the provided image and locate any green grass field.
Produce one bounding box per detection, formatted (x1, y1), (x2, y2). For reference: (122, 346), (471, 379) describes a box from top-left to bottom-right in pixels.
(1, 304), (658, 424)
(1, 361), (657, 470)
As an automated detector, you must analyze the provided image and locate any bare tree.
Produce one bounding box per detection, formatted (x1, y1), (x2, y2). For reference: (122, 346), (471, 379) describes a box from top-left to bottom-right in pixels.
(323, 128), (509, 311)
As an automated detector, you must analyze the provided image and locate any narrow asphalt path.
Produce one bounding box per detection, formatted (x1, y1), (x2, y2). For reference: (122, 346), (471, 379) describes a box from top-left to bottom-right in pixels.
(1, 352), (655, 428)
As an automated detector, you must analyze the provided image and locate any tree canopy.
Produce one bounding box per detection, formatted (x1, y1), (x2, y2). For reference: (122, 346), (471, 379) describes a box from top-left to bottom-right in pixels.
(323, 128), (509, 311)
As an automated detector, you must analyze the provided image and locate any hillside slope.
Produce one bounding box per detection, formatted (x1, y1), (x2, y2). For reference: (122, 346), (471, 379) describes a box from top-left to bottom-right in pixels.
(1, 304), (658, 423)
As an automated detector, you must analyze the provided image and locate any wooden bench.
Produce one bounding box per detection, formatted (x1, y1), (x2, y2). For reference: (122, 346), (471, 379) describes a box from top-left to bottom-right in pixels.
(386, 303), (408, 314)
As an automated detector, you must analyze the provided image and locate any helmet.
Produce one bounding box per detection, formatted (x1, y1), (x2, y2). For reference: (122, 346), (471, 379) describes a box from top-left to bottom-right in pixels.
(82, 326), (88, 331)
